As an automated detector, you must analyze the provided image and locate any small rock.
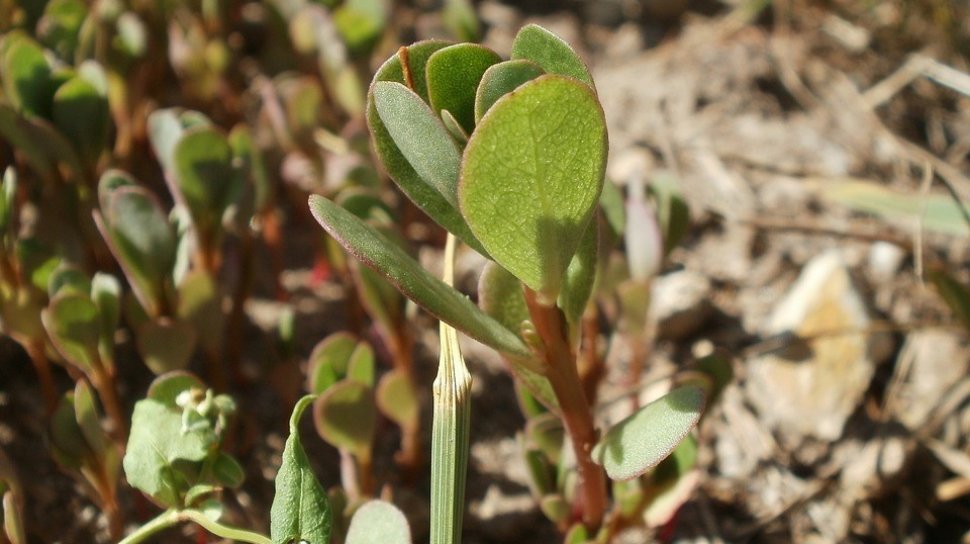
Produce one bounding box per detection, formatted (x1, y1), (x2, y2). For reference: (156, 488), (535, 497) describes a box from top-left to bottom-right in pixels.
(890, 329), (970, 430)
(867, 241), (906, 282)
(746, 251), (888, 444)
(649, 269), (712, 339)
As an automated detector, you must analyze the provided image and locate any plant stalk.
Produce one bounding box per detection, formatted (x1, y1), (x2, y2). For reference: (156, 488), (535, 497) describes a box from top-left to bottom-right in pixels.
(430, 234), (472, 544)
(118, 508), (271, 544)
(523, 288), (606, 531)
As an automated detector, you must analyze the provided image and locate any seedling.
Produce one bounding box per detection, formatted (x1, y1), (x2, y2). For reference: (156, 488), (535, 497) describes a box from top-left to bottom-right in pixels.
(310, 24), (709, 536)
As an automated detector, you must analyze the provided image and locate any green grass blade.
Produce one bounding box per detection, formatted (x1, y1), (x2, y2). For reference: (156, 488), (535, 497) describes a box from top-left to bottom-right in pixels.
(430, 234), (472, 544)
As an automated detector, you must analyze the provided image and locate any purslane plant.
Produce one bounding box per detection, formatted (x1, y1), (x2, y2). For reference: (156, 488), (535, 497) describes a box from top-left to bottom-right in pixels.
(309, 24), (708, 535)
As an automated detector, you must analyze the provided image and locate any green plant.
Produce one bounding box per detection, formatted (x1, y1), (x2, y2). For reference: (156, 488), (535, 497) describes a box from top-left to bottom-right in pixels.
(309, 24), (710, 538)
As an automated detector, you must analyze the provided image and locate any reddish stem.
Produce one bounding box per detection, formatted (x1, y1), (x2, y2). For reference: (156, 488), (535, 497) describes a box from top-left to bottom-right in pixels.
(524, 288), (606, 531)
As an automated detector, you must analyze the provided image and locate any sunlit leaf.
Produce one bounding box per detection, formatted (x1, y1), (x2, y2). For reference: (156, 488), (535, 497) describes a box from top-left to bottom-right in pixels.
(459, 75), (606, 300)
(426, 43), (500, 134)
(345, 500), (411, 544)
(592, 386), (705, 481)
(511, 24), (594, 89)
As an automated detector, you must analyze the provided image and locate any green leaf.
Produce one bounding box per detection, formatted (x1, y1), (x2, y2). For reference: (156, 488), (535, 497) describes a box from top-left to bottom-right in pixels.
(136, 318), (197, 374)
(0, 167), (16, 234)
(49, 391), (89, 468)
(426, 43), (500, 134)
(474, 59), (544, 123)
(90, 272), (121, 365)
(72, 380), (109, 459)
(367, 41), (489, 256)
(376, 368), (419, 431)
(271, 395), (332, 544)
(510, 24), (594, 89)
(37, 0), (87, 60)
(822, 179), (970, 237)
(51, 75), (110, 169)
(539, 494), (569, 524)
(123, 397), (216, 507)
(592, 386), (706, 481)
(96, 171), (177, 317)
(1, 35), (57, 117)
(47, 265), (91, 298)
(172, 126), (238, 236)
(309, 195), (529, 358)
(459, 75), (607, 300)
(928, 267), (970, 330)
(147, 109), (186, 174)
(333, 0), (387, 54)
(313, 380), (376, 459)
(146, 371), (205, 407)
(345, 500), (411, 544)
(0, 103), (82, 184)
(42, 293), (101, 373)
(442, 0), (480, 42)
(649, 174), (690, 257)
(372, 81), (462, 208)
(307, 332), (358, 394)
(176, 271), (224, 357)
(478, 261), (529, 336)
(212, 452), (245, 488)
(346, 342), (376, 387)
(558, 216), (598, 326)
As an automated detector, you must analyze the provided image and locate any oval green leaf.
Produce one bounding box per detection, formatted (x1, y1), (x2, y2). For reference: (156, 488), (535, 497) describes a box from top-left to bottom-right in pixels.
(375, 368), (419, 431)
(136, 318), (197, 375)
(172, 126), (237, 233)
(51, 75), (109, 169)
(511, 24), (594, 89)
(474, 59), (544, 123)
(42, 293), (101, 373)
(313, 380), (376, 459)
(345, 500), (411, 544)
(271, 395), (332, 544)
(592, 386), (706, 481)
(459, 75), (607, 300)
(426, 43), (500, 134)
(307, 332), (358, 394)
(373, 81), (461, 208)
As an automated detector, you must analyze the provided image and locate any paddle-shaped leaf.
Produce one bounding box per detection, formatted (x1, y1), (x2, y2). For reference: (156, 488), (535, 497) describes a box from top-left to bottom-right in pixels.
(376, 369), (419, 432)
(367, 41), (488, 255)
(136, 318), (197, 374)
(1, 35), (57, 117)
(460, 75), (607, 301)
(373, 81), (462, 207)
(426, 43), (500, 134)
(309, 195), (529, 358)
(313, 380), (376, 459)
(172, 126), (238, 236)
(42, 293), (101, 373)
(345, 500), (411, 544)
(592, 386), (706, 481)
(96, 171), (176, 317)
(271, 395), (332, 544)
(474, 59), (544, 123)
(307, 332), (358, 394)
(511, 24), (594, 89)
(51, 75), (109, 169)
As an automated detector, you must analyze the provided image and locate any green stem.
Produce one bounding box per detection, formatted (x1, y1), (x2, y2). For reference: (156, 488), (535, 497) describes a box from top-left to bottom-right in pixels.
(118, 509), (271, 544)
